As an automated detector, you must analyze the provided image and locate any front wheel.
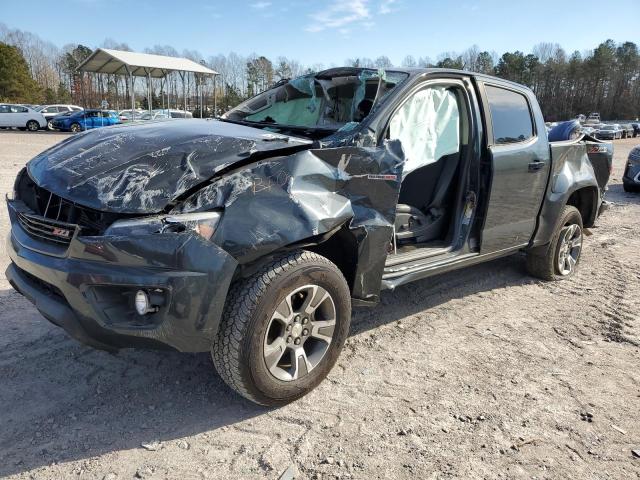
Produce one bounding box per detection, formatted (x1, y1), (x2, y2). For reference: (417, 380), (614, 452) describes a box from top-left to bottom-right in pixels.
(212, 251), (351, 406)
(70, 123), (82, 133)
(526, 205), (583, 281)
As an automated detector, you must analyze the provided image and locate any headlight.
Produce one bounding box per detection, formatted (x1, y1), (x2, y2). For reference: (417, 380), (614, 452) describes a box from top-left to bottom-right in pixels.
(104, 211), (221, 241)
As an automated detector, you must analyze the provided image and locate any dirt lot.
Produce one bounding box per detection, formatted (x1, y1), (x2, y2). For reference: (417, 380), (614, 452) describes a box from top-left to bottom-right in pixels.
(0, 131), (638, 480)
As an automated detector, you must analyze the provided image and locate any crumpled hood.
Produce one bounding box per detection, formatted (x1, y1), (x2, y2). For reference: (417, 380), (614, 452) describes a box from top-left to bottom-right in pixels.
(27, 119), (312, 214)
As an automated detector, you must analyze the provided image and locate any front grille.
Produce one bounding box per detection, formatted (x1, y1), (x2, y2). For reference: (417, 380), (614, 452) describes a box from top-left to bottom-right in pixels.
(16, 211), (77, 244)
(14, 169), (126, 244)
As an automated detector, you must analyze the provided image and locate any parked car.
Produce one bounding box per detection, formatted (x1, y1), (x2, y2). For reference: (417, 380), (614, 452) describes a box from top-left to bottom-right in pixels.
(50, 109), (120, 132)
(623, 144), (640, 192)
(6, 67), (612, 406)
(632, 123), (640, 137)
(0, 104), (47, 131)
(585, 112), (601, 124)
(140, 109), (194, 120)
(620, 123), (635, 139)
(118, 109), (145, 122)
(36, 104), (84, 129)
(595, 124), (622, 140)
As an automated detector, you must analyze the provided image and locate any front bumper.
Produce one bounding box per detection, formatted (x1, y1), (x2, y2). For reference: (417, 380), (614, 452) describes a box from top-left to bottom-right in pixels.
(6, 200), (238, 352)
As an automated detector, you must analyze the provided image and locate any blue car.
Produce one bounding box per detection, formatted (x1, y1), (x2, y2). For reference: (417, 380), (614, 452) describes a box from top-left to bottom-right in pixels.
(51, 109), (121, 133)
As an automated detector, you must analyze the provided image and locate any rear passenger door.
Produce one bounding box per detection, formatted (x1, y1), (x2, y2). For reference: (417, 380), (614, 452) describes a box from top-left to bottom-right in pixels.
(479, 82), (550, 253)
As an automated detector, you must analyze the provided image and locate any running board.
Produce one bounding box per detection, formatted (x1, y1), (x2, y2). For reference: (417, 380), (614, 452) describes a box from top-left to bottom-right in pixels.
(385, 245), (452, 267)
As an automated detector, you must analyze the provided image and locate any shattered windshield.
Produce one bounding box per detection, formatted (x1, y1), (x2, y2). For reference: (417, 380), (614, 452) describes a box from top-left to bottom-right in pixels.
(223, 69), (409, 133)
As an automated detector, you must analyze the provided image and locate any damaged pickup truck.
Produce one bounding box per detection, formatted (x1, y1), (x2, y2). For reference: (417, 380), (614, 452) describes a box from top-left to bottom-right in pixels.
(6, 68), (612, 406)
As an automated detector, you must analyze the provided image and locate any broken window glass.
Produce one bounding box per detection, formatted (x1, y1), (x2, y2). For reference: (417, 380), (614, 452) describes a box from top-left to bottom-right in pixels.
(223, 69), (409, 132)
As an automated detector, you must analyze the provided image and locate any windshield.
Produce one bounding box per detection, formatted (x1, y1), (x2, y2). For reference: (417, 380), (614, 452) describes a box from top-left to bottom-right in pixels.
(223, 68), (409, 133)
(602, 125), (616, 130)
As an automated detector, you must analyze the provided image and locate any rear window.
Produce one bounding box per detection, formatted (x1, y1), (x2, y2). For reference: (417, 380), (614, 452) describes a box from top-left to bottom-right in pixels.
(485, 85), (534, 145)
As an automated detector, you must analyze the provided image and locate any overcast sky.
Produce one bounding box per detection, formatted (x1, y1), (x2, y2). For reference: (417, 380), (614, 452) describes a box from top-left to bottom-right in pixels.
(3, 0), (639, 65)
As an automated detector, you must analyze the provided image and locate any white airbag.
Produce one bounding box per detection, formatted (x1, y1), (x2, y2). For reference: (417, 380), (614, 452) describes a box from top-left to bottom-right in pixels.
(390, 87), (460, 177)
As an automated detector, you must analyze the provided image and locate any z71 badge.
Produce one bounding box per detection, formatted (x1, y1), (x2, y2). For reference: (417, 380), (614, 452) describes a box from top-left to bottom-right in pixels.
(588, 145), (608, 154)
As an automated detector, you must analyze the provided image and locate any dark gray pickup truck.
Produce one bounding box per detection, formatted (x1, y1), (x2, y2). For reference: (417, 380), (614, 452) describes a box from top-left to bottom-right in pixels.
(6, 68), (612, 405)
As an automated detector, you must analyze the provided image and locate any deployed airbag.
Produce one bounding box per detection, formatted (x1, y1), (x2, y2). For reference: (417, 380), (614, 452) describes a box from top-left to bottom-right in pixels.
(389, 86), (460, 177)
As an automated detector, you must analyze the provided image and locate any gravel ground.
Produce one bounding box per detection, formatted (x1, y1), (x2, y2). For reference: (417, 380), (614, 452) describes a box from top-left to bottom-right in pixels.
(0, 131), (639, 480)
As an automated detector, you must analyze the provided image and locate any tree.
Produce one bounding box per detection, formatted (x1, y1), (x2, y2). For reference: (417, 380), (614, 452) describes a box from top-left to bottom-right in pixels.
(401, 55), (417, 68)
(0, 42), (41, 102)
(475, 51), (494, 74)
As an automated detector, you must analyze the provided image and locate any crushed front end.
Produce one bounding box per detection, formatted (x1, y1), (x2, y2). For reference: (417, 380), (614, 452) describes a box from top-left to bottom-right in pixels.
(7, 171), (237, 352)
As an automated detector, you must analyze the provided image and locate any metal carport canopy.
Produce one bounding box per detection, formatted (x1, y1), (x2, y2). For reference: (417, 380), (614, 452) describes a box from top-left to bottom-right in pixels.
(76, 48), (218, 77)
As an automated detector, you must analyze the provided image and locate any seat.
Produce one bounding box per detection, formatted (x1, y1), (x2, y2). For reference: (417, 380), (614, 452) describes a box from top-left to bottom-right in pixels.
(394, 152), (460, 244)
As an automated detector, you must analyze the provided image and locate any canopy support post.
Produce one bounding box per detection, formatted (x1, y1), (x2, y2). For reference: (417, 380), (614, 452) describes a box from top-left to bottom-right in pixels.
(178, 71), (186, 113)
(213, 74), (217, 117)
(144, 69), (152, 114)
(124, 65), (135, 115)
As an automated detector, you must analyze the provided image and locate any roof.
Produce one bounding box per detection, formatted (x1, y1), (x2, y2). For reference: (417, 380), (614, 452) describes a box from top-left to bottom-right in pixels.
(76, 48), (218, 78)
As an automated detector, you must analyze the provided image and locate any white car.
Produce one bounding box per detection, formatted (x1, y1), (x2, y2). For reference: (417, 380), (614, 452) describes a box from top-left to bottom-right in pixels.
(140, 109), (194, 121)
(36, 104), (83, 129)
(118, 109), (145, 122)
(0, 104), (47, 131)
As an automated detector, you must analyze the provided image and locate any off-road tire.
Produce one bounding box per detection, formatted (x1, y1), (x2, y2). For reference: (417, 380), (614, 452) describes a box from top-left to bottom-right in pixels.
(526, 205), (583, 281)
(212, 250), (351, 406)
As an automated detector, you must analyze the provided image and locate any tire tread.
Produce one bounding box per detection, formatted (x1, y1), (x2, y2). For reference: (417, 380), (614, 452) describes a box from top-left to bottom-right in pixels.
(212, 250), (344, 405)
(526, 205), (582, 281)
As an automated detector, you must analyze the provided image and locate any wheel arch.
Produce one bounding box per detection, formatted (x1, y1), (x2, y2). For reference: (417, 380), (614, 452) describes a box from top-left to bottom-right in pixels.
(233, 223), (363, 304)
(566, 185), (598, 228)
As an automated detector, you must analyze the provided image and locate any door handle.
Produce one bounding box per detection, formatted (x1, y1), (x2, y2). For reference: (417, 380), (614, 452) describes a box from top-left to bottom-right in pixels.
(528, 160), (546, 172)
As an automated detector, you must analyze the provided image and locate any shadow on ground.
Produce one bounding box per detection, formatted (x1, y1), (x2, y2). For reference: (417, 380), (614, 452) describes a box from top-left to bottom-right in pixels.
(604, 182), (640, 206)
(0, 254), (531, 477)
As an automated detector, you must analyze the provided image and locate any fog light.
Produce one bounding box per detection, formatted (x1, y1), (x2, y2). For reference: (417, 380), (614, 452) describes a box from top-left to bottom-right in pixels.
(135, 290), (152, 315)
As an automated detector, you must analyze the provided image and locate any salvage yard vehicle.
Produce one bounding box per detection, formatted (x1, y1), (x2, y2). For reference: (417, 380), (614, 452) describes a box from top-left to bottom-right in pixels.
(620, 123), (635, 139)
(595, 124), (622, 140)
(0, 104), (47, 131)
(140, 109), (194, 120)
(50, 109), (120, 132)
(6, 67), (612, 406)
(623, 144), (640, 192)
(35, 104), (84, 130)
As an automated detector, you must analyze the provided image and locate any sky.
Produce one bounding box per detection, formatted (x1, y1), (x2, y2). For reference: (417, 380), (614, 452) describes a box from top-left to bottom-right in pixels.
(2, 0), (639, 66)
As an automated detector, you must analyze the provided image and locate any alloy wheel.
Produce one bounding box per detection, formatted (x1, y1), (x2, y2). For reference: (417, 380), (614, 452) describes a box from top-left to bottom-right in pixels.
(557, 223), (582, 276)
(263, 284), (336, 382)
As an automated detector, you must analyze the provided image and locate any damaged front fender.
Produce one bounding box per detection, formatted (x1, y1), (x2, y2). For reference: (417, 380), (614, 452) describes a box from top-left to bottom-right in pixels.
(179, 140), (406, 303)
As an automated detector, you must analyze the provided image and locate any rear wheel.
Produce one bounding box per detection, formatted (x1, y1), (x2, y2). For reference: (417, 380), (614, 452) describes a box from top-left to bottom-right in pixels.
(526, 205), (583, 281)
(212, 250), (351, 406)
(26, 120), (39, 132)
(70, 123), (82, 133)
